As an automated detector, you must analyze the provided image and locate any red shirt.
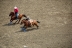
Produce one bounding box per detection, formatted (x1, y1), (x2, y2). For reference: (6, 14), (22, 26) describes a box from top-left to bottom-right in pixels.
(14, 8), (18, 13)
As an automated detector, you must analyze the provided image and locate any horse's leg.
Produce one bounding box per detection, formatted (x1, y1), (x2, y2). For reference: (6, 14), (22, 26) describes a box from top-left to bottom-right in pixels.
(34, 23), (39, 29)
(24, 24), (28, 31)
(11, 16), (16, 24)
(32, 22), (34, 26)
(23, 26), (27, 32)
(14, 19), (18, 24)
(9, 19), (13, 24)
(21, 24), (27, 32)
(17, 16), (21, 24)
(18, 19), (21, 24)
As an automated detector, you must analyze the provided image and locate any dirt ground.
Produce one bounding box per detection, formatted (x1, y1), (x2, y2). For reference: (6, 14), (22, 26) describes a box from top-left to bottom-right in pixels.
(0, 0), (72, 48)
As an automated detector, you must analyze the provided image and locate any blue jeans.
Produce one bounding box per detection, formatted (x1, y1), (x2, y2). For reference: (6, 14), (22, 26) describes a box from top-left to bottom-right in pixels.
(15, 12), (18, 18)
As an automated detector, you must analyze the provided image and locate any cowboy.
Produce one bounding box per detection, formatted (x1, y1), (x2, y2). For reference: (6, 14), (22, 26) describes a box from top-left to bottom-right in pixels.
(26, 16), (33, 26)
(14, 6), (18, 18)
(26, 16), (30, 20)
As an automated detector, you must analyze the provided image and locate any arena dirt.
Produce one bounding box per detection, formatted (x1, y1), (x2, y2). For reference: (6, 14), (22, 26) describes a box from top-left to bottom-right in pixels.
(0, 0), (72, 48)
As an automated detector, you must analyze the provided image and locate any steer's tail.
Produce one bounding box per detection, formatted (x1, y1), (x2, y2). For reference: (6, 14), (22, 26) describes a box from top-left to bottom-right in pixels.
(37, 21), (40, 23)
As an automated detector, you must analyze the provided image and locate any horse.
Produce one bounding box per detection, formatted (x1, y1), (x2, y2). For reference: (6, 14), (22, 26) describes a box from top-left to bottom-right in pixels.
(20, 19), (40, 31)
(9, 12), (27, 24)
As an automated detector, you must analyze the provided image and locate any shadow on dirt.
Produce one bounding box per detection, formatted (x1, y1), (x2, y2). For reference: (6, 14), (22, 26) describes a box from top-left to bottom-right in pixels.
(2, 23), (16, 26)
(16, 28), (38, 33)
